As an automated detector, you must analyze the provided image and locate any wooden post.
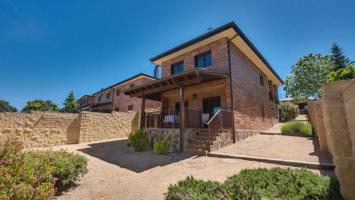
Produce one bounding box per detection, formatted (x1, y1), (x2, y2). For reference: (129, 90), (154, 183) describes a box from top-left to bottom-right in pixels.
(140, 95), (146, 129)
(179, 86), (185, 152)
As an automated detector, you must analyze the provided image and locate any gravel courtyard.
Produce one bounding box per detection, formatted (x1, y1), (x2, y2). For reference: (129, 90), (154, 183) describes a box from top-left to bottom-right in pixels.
(47, 138), (334, 200)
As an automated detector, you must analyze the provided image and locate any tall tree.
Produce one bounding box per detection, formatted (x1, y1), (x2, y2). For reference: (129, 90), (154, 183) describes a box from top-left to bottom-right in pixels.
(22, 100), (59, 112)
(330, 43), (352, 70)
(63, 91), (78, 113)
(0, 100), (17, 112)
(284, 53), (332, 102)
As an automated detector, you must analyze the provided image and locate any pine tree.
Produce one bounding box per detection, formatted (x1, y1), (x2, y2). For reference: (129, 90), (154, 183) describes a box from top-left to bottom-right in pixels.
(63, 91), (78, 113)
(330, 43), (351, 70)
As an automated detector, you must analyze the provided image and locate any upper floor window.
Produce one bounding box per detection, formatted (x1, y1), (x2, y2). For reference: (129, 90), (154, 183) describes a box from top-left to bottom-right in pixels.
(259, 75), (265, 86)
(116, 89), (121, 96)
(195, 51), (212, 68)
(98, 95), (102, 102)
(106, 92), (111, 100)
(128, 105), (133, 111)
(171, 61), (184, 75)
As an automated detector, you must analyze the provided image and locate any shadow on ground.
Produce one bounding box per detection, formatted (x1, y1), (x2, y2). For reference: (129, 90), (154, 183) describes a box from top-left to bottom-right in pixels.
(310, 137), (333, 164)
(78, 139), (192, 173)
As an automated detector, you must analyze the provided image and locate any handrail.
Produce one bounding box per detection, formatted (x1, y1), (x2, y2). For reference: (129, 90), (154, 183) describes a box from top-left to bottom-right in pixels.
(208, 109), (233, 144)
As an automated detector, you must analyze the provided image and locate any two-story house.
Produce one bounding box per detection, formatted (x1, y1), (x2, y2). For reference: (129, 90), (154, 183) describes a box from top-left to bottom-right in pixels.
(78, 73), (160, 113)
(124, 22), (283, 154)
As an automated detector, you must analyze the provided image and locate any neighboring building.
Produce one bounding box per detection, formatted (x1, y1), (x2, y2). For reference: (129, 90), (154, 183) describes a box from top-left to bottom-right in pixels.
(124, 22), (283, 154)
(78, 73), (160, 113)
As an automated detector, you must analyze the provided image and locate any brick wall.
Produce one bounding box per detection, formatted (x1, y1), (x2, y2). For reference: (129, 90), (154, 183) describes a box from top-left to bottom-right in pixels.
(161, 38), (230, 77)
(229, 43), (278, 136)
(0, 111), (139, 148)
(307, 79), (355, 199)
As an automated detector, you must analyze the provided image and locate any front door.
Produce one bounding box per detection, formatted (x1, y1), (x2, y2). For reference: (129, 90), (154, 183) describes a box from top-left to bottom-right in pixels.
(203, 96), (221, 118)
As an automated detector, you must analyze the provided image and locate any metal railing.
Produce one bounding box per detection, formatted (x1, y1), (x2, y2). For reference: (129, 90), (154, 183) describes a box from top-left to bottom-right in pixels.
(207, 110), (233, 143)
(144, 109), (204, 128)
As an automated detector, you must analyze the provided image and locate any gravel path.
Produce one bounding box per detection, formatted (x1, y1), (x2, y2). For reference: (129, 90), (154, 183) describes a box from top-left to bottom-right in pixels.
(50, 138), (333, 200)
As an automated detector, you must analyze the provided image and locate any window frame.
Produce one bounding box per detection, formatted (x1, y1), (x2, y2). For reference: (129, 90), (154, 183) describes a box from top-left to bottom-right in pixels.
(171, 61), (184, 75)
(194, 51), (212, 68)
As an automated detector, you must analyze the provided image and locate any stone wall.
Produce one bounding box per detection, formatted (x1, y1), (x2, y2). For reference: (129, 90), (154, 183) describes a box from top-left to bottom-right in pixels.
(210, 129), (233, 151)
(79, 111), (138, 142)
(307, 79), (355, 200)
(0, 111), (139, 148)
(145, 128), (197, 152)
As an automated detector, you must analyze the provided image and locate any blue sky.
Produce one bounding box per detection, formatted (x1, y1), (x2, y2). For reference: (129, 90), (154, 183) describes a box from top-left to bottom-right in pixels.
(1, 0), (354, 110)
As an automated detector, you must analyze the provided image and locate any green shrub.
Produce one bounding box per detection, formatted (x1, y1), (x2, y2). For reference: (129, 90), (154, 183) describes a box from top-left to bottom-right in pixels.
(327, 65), (355, 83)
(24, 150), (88, 191)
(165, 168), (343, 200)
(281, 121), (312, 137)
(153, 140), (171, 155)
(279, 102), (298, 122)
(128, 129), (148, 152)
(0, 139), (88, 200)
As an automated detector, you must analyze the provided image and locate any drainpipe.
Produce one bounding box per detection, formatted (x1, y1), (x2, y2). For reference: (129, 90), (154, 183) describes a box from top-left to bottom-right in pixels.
(227, 34), (238, 143)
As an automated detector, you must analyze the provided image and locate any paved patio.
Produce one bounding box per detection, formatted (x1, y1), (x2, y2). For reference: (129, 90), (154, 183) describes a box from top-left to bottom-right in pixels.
(46, 138), (333, 200)
(212, 134), (332, 165)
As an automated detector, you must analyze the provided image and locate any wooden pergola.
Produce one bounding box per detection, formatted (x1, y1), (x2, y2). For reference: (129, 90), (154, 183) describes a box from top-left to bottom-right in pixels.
(124, 69), (228, 152)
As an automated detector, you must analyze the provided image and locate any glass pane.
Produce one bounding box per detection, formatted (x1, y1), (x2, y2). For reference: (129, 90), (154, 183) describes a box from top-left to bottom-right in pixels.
(197, 56), (204, 68)
(205, 53), (212, 66)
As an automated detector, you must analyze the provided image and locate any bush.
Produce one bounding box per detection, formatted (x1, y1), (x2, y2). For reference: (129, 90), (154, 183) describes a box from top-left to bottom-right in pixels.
(153, 140), (171, 155)
(327, 65), (355, 83)
(165, 168), (343, 200)
(24, 150), (88, 191)
(128, 129), (148, 152)
(0, 139), (88, 200)
(281, 121), (312, 137)
(279, 102), (298, 122)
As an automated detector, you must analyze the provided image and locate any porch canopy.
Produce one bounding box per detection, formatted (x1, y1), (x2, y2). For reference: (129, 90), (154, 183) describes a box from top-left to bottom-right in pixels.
(123, 69), (229, 100)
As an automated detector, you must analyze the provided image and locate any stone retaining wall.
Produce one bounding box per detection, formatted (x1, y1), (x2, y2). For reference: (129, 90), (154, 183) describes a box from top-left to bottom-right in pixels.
(0, 111), (138, 148)
(307, 79), (355, 200)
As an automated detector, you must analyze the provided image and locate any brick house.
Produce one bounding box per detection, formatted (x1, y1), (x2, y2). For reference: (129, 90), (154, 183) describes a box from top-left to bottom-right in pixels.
(78, 73), (160, 113)
(124, 22), (283, 154)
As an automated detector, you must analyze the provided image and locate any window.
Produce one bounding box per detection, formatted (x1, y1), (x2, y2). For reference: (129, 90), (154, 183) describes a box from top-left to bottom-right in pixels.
(171, 61), (184, 75)
(129, 84), (135, 88)
(106, 92), (111, 100)
(116, 89), (121, 96)
(98, 95), (102, 102)
(115, 107), (120, 112)
(195, 51), (212, 68)
(259, 75), (265, 86)
(128, 105), (133, 111)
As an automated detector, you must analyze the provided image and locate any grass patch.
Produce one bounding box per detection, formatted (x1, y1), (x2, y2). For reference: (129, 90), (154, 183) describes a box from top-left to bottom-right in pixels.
(166, 168), (343, 200)
(0, 139), (88, 200)
(281, 121), (313, 137)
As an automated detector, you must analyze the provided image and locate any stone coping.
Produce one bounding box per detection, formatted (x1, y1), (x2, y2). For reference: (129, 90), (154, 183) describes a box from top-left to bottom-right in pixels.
(207, 152), (334, 170)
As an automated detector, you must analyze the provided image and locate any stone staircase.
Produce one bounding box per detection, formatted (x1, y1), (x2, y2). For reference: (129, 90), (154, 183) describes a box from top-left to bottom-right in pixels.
(184, 129), (211, 155)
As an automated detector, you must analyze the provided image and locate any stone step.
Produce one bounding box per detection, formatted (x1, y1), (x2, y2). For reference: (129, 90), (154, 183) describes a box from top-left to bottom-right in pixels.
(184, 147), (207, 156)
(190, 139), (209, 145)
(187, 143), (210, 150)
(194, 135), (210, 140)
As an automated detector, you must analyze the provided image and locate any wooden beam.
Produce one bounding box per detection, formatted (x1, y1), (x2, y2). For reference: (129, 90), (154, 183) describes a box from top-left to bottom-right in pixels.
(179, 85), (185, 152)
(140, 95), (146, 129)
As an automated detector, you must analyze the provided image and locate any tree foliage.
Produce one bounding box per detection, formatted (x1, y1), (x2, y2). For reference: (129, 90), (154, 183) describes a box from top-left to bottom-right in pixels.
(22, 100), (59, 112)
(63, 91), (78, 113)
(330, 43), (352, 71)
(284, 54), (331, 102)
(327, 65), (355, 83)
(0, 100), (17, 112)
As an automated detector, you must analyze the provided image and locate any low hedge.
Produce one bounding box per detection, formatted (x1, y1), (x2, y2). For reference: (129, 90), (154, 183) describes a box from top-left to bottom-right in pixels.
(166, 168), (343, 200)
(0, 139), (88, 200)
(281, 121), (313, 137)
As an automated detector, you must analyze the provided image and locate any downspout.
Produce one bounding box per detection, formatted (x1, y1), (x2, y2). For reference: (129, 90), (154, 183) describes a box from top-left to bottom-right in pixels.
(227, 34), (238, 143)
